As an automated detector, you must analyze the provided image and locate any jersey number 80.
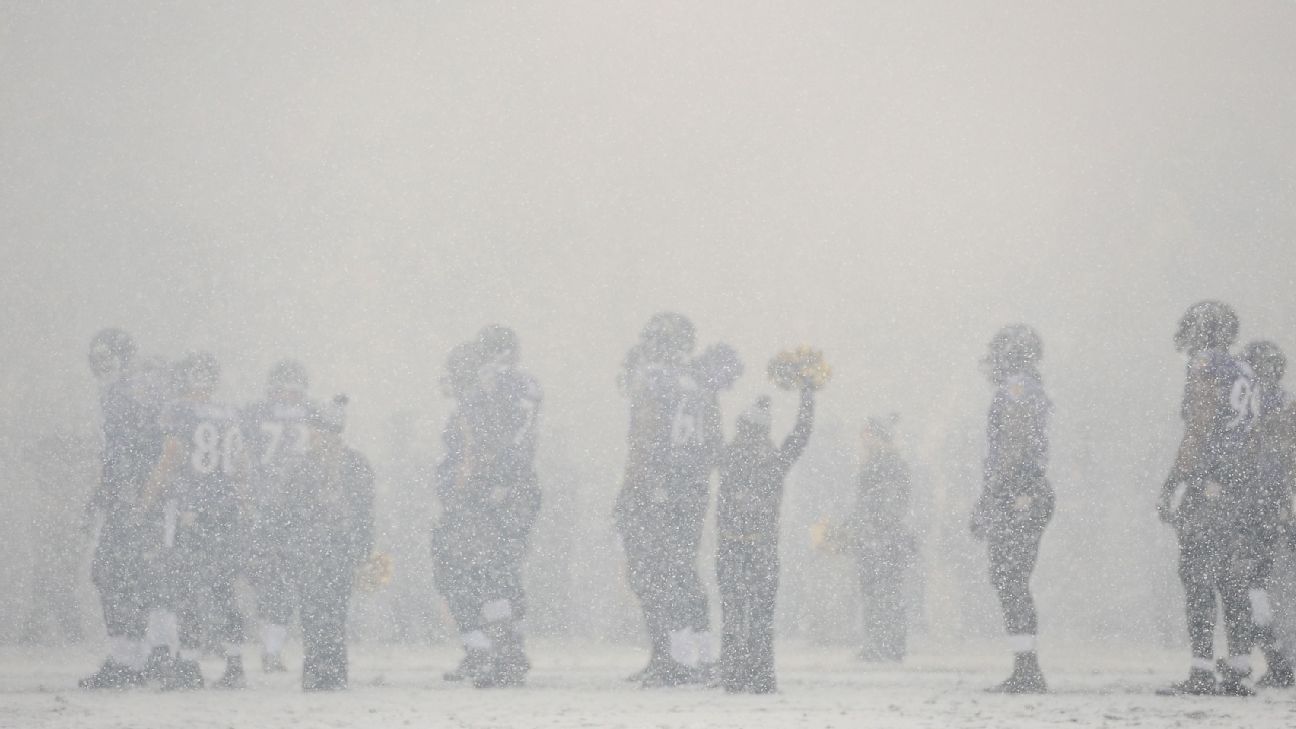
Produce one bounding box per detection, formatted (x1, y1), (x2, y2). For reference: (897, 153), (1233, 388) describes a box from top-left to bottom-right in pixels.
(191, 422), (244, 475)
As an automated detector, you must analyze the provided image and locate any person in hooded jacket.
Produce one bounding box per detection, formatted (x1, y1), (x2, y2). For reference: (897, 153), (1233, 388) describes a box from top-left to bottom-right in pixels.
(284, 395), (374, 691)
(969, 324), (1053, 694)
(716, 384), (814, 694)
(846, 416), (915, 663)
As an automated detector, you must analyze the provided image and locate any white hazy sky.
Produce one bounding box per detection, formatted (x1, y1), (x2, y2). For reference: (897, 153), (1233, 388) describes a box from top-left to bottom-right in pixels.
(2, 1), (1294, 549)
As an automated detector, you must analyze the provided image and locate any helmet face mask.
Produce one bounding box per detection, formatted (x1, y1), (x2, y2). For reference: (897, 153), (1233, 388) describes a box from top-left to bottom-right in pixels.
(88, 328), (136, 381)
(478, 325), (519, 367)
(267, 359), (309, 398)
(693, 343), (743, 391)
(443, 341), (485, 400)
(640, 311), (696, 364)
(89, 346), (125, 381)
(174, 352), (220, 395)
(1243, 340), (1286, 384)
(983, 324), (1042, 381)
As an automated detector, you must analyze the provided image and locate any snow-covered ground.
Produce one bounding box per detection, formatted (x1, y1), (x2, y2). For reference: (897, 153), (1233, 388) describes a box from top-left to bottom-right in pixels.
(4, 639), (1294, 729)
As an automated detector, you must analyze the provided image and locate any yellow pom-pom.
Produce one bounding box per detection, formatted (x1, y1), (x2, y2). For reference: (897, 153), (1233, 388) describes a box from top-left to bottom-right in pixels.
(355, 552), (394, 592)
(810, 517), (848, 555)
(767, 346), (832, 391)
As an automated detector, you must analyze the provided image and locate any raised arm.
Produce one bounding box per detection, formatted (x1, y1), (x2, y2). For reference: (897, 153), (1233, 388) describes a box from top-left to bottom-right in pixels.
(777, 387), (816, 471)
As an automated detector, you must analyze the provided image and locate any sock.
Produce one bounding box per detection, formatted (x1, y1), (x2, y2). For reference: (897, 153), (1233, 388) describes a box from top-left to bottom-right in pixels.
(109, 636), (138, 668)
(463, 630), (492, 651)
(481, 599), (512, 623)
(1227, 654), (1252, 675)
(224, 643), (243, 659)
(147, 610), (178, 651)
(1191, 657), (1215, 673)
(669, 628), (699, 668)
(262, 624), (288, 656)
(695, 630), (717, 664)
(1249, 589), (1274, 627)
(1007, 633), (1036, 654)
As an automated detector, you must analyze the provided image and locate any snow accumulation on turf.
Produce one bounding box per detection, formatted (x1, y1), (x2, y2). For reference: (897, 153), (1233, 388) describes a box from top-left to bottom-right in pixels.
(3, 640), (1294, 729)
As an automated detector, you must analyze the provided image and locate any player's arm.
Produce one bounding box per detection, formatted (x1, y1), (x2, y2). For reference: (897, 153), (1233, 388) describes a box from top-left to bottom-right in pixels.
(1165, 369), (1213, 488)
(778, 386), (816, 469)
(138, 435), (184, 511)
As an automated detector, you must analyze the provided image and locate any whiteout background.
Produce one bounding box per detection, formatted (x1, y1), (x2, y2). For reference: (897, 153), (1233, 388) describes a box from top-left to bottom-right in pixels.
(2, 2), (1296, 725)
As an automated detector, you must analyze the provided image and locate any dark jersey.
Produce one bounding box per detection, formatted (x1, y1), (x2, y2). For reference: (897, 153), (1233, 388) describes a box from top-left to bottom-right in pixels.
(1253, 385), (1294, 535)
(94, 363), (167, 507)
(471, 364), (542, 485)
(983, 371), (1051, 497)
(618, 360), (705, 517)
(160, 399), (245, 517)
(668, 374), (723, 484)
(1176, 348), (1261, 484)
(437, 366), (541, 514)
(241, 399), (318, 504)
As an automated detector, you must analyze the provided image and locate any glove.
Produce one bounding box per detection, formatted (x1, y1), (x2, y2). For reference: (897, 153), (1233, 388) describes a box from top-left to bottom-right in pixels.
(1158, 481), (1189, 526)
(969, 507), (988, 542)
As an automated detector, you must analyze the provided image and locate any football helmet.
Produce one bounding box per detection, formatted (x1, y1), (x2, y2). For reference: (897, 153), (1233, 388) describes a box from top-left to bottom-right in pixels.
(1174, 300), (1239, 354)
(88, 328), (136, 380)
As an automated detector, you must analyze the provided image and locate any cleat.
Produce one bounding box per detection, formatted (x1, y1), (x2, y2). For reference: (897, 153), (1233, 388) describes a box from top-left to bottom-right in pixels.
(1257, 667), (1295, 689)
(261, 653), (287, 674)
(443, 649), (490, 682)
(1258, 649), (1295, 689)
(473, 639), (530, 689)
(78, 660), (145, 690)
(161, 658), (205, 691)
(215, 656), (246, 689)
(639, 659), (700, 688)
(624, 660), (655, 683)
(987, 653), (1047, 694)
(142, 647), (174, 683)
(1215, 660), (1254, 697)
(1157, 668), (1217, 696)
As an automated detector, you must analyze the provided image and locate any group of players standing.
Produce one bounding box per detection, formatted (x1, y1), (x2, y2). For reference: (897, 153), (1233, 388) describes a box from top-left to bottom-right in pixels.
(962, 301), (1296, 697)
(80, 331), (374, 692)
(73, 300), (1296, 698)
(1155, 301), (1296, 696)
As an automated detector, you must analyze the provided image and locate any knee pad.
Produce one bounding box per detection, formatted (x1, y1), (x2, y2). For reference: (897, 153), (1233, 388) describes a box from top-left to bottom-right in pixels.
(482, 599), (513, 623)
(1249, 588), (1274, 627)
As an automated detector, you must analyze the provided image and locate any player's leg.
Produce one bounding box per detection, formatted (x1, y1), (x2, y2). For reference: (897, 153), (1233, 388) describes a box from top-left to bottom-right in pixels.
(986, 526), (1046, 694)
(1160, 529), (1221, 695)
(746, 551), (780, 694)
(81, 507), (148, 689)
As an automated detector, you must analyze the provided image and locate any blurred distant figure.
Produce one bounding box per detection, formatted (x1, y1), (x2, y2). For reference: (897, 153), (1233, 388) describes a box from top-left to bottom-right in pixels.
(22, 432), (95, 645)
(241, 359), (319, 673)
(616, 314), (733, 687)
(379, 409), (441, 645)
(846, 416), (914, 663)
(284, 395), (374, 691)
(1156, 302), (1261, 697)
(434, 326), (543, 688)
(969, 325), (1052, 694)
(716, 381), (815, 694)
(79, 328), (166, 690)
(139, 352), (249, 690)
(1241, 340), (1295, 689)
